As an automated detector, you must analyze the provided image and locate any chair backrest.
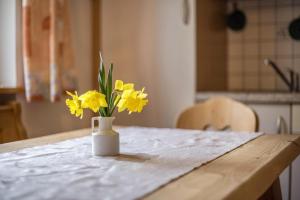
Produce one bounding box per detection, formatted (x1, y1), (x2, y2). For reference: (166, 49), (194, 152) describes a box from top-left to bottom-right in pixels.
(0, 102), (27, 143)
(176, 97), (257, 132)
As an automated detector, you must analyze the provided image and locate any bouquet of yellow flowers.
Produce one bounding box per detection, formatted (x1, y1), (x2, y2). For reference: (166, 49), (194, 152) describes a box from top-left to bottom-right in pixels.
(65, 55), (148, 118)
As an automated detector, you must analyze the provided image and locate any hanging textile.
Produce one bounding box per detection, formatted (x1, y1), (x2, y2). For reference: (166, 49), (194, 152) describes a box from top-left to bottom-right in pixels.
(22, 0), (77, 102)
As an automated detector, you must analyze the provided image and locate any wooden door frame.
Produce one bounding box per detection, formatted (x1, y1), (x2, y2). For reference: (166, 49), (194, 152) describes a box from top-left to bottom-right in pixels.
(91, 0), (101, 89)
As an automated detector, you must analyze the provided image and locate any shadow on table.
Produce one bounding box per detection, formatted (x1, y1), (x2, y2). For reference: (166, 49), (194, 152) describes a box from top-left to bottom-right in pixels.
(115, 153), (153, 163)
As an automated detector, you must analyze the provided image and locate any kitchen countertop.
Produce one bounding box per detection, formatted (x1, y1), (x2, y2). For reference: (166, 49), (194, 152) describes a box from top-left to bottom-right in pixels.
(196, 92), (300, 104)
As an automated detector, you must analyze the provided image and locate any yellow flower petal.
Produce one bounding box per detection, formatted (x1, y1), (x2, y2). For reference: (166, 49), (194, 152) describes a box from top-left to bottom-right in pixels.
(123, 83), (134, 90)
(121, 89), (134, 98)
(79, 90), (107, 113)
(65, 91), (83, 118)
(116, 87), (148, 114)
(117, 99), (127, 112)
(115, 80), (123, 91)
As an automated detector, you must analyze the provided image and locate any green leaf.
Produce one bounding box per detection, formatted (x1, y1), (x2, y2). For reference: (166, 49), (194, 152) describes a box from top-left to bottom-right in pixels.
(109, 93), (121, 116)
(108, 92), (116, 116)
(106, 64), (113, 99)
(99, 108), (106, 117)
(98, 53), (108, 116)
(98, 54), (106, 95)
(98, 66), (103, 91)
(100, 63), (106, 93)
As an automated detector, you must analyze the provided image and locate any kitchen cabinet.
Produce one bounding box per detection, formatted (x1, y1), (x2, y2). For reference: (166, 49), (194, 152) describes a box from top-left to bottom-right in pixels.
(292, 105), (300, 200)
(249, 104), (291, 200)
(249, 104), (290, 134)
(292, 105), (300, 132)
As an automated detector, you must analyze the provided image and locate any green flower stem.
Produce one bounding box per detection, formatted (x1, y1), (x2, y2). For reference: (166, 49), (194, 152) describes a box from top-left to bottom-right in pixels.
(99, 108), (106, 117)
(109, 95), (121, 116)
(98, 53), (114, 117)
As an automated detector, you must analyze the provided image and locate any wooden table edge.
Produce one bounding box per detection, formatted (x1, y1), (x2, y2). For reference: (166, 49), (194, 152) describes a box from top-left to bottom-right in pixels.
(0, 126), (124, 153)
(224, 134), (300, 200)
(143, 134), (300, 200)
(0, 129), (300, 200)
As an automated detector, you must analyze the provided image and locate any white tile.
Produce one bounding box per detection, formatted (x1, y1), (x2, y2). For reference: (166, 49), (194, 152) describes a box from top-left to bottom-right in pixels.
(292, 6), (300, 18)
(261, 62), (276, 76)
(257, 58), (269, 69)
(261, 42), (275, 56)
(277, 0), (293, 6)
(225, 0), (300, 92)
(245, 76), (259, 90)
(276, 23), (291, 40)
(276, 41), (293, 56)
(260, 7), (276, 24)
(293, 41), (300, 56)
(260, 0), (276, 7)
(228, 43), (243, 57)
(261, 55), (276, 62)
(246, 9), (259, 24)
(261, 24), (276, 40)
(277, 58), (293, 69)
(228, 30), (243, 42)
(276, 76), (290, 91)
(244, 25), (259, 40)
(293, 58), (300, 73)
(228, 59), (243, 76)
(243, 1), (259, 9)
(228, 76), (243, 90)
(277, 6), (294, 22)
(261, 75), (277, 90)
(245, 42), (259, 56)
(244, 59), (259, 75)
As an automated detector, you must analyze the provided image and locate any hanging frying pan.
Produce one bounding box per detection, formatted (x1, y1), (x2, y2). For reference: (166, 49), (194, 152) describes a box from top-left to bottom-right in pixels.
(227, 2), (247, 31)
(289, 17), (300, 40)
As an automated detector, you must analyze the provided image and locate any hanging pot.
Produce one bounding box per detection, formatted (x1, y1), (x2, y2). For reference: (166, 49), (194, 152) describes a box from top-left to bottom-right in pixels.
(289, 17), (300, 40)
(227, 2), (247, 31)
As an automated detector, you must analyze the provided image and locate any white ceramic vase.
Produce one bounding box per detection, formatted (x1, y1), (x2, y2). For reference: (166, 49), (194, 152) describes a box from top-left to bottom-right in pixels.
(91, 116), (119, 156)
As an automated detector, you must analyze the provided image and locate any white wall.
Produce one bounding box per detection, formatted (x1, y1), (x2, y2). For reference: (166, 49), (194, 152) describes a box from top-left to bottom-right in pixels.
(101, 0), (196, 128)
(15, 0), (93, 138)
(1, 0), (195, 137)
(0, 0), (17, 87)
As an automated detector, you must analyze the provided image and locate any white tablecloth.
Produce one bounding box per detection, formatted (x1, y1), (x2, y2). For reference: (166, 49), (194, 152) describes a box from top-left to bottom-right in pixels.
(0, 127), (262, 200)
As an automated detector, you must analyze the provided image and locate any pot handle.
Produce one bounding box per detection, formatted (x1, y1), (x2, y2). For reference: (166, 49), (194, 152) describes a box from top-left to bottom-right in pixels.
(233, 2), (237, 10)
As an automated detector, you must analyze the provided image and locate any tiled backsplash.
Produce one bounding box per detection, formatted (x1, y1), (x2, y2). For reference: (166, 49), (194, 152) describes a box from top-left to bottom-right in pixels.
(227, 0), (300, 91)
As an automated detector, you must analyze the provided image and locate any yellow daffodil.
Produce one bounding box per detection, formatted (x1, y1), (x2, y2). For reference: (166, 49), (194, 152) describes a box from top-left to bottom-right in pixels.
(114, 80), (134, 91)
(79, 90), (108, 112)
(117, 88), (148, 114)
(65, 91), (83, 119)
(115, 80), (123, 91)
(65, 56), (148, 118)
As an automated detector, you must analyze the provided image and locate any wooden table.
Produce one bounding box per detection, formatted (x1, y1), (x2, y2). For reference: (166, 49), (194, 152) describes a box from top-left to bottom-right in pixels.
(0, 128), (300, 200)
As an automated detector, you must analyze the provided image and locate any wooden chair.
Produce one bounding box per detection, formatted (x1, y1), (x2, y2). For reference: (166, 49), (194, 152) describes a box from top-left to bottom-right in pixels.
(0, 102), (27, 143)
(176, 96), (257, 132)
(177, 96), (284, 200)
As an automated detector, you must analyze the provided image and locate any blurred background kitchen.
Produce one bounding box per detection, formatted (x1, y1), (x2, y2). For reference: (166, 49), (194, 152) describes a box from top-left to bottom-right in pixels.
(0, 0), (300, 199)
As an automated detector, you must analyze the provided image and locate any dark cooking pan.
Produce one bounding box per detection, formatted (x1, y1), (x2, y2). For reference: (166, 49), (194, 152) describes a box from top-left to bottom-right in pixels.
(227, 2), (247, 31)
(289, 17), (300, 40)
